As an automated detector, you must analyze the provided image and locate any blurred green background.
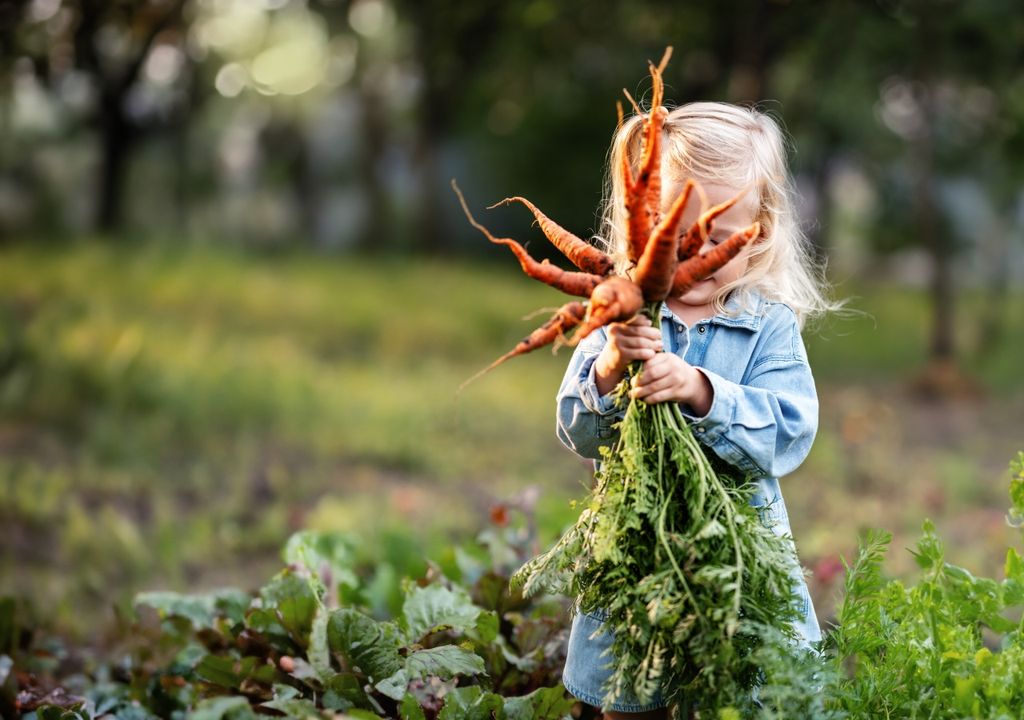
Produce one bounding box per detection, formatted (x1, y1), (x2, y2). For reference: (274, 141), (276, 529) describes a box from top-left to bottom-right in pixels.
(1, 0), (1022, 645)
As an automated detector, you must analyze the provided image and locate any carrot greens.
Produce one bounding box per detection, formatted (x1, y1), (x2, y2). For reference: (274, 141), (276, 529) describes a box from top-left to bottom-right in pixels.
(511, 343), (806, 711)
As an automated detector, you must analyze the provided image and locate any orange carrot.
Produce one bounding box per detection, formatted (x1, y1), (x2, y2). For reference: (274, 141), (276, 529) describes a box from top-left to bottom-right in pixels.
(641, 49), (671, 228)
(459, 301), (587, 392)
(491, 196), (614, 277)
(670, 222), (759, 297)
(677, 190), (745, 261)
(452, 181), (604, 298)
(642, 105), (668, 230)
(625, 112), (665, 259)
(634, 179), (694, 302)
(622, 146), (648, 264)
(569, 276), (645, 345)
(624, 49), (672, 264)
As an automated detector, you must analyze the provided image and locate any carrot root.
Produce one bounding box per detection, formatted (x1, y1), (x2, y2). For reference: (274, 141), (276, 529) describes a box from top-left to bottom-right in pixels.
(634, 179), (695, 302)
(567, 276), (645, 346)
(459, 301), (587, 392)
(452, 180), (603, 298)
(490, 196), (614, 277)
(671, 222), (759, 297)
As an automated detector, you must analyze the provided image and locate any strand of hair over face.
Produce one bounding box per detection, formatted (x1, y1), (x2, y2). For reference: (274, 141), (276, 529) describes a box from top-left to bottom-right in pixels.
(596, 102), (841, 329)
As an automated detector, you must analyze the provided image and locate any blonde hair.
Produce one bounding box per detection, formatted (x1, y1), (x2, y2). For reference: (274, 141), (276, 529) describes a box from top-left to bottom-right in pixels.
(597, 101), (838, 328)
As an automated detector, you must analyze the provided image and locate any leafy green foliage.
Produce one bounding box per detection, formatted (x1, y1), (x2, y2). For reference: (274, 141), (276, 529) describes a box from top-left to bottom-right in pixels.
(8, 454), (1024, 718)
(5, 511), (574, 719)
(821, 452), (1024, 719)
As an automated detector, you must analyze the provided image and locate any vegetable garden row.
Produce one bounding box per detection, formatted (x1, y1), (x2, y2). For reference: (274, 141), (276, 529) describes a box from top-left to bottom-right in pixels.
(3, 453), (1023, 719)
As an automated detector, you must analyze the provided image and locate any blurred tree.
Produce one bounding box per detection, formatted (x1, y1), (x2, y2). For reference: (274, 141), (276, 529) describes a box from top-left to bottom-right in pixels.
(770, 0), (1024, 380)
(392, 0), (504, 254)
(66, 0), (187, 231)
(195, 0), (357, 247)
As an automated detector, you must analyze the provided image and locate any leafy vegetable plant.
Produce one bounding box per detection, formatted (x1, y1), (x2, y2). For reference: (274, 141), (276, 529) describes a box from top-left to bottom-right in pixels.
(822, 452), (1024, 719)
(2, 510), (576, 720)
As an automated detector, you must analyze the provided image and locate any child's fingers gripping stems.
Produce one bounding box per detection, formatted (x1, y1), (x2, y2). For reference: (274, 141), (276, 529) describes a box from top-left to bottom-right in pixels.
(594, 316), (663, 396)
(633, 353), (714, 412)
(632, 353), (688, 402)
(606, 317), (662, 363)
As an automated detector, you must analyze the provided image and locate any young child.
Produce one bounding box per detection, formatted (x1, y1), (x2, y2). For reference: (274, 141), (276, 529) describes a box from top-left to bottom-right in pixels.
(556, 102), (836, 719)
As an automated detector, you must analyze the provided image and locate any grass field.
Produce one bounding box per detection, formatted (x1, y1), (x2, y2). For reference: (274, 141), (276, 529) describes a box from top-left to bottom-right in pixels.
(1, 241), (1021, 641)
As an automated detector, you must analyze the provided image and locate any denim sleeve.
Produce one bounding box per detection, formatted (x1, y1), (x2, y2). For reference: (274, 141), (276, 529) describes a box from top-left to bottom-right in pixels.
(554, 328), (628, 460)
(682, 320), (818, 478)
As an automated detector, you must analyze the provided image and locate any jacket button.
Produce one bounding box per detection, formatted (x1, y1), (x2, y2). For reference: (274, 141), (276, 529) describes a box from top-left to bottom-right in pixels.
(698, 325), (707, 334)
(696, 426), (706, 433)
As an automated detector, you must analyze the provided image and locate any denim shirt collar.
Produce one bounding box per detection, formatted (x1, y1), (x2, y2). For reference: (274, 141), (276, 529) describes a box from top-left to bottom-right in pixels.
(658, 291), (765, 332)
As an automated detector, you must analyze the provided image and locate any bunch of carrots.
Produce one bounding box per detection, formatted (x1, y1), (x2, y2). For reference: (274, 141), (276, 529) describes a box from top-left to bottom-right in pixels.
(455, 51), (809, 714)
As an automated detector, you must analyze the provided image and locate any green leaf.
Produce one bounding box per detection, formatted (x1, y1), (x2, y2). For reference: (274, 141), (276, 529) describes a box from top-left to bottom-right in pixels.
(503, 685), (573, 720)
(260, 684), (321, 719)
(337, 710), (382, 720)
(195, 654), (244, 689)
(1008, 452), (1024, 526)
(321, 672), (365, 710)
(910, 519), (943, 571)
(375, 668), (408, 701)
(953, 676), (979, 715)
(474, 609), (500, 643)
(402, 584), (483, 642)
(695, 519), (726, 540)
(1005, 547), (1024, 581)
(259, 569), (321, 644)
(405, 645), (486, 681)
(172, 642), (207, 670)
(437, 685), (505, 720)
(399, 693), (427, 720)
(190, 696), (257, 720)
(282, 531), (361, 589)
(35, 708), (89, 720)
(326, 609), (403, 683)
(307, 602), (331, 679)
(134, 589), (251, 629)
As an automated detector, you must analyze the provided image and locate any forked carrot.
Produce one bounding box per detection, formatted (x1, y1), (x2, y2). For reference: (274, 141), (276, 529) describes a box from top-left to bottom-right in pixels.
(634, 179), (694, 302)
(459, 301), (587, 392)
(452, 181), (604, 298)
(641, 48), (672, 229)
(491, 196), (614, 277)
(677, 190), (745, 261)
(568, 276), (644, 345)
(671, 222), (759, 297)
(624, 48), (672, 264)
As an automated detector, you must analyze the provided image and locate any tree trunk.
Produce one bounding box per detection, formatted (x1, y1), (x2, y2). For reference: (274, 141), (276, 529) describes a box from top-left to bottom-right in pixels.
(728, 0), (768, 103)
(289, 123), (320, 245)
(410, 101), (446, 255)
(910, 84), (954, 363)
(97, 106), (134, 233)
(910, 7), (955, 366)
(355, 82), (389, 253)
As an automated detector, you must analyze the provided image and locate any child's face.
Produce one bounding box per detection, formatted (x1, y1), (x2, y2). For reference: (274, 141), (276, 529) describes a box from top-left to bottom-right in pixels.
(662, 177), (757, 309)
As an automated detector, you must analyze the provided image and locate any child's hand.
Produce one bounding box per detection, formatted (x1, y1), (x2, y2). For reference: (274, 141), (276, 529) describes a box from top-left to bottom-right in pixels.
(632, 353), (713, 415)
(593, 315), (662, 396)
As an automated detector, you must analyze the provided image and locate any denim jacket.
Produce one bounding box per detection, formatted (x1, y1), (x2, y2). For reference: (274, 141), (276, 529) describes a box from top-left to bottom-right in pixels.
(555, 291), (822, 644)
